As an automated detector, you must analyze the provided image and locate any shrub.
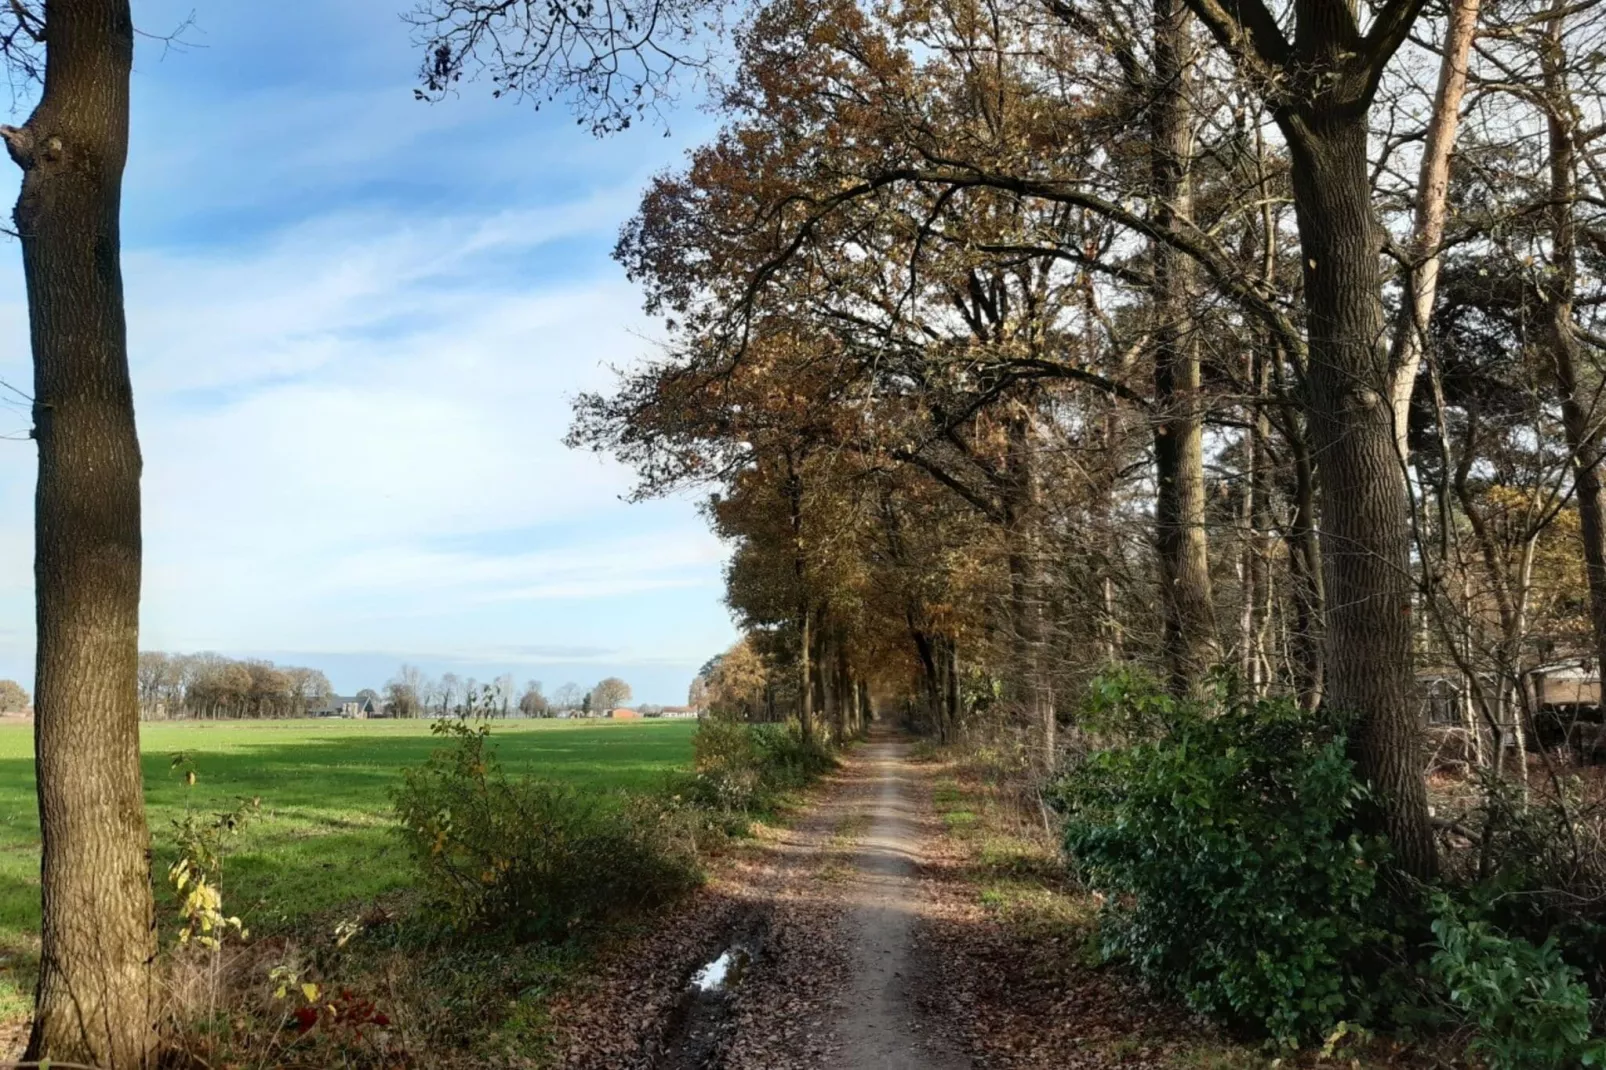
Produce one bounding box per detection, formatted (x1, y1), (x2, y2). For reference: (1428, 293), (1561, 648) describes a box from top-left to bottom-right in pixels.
(393, 720), (700, 941)
(1428, 896), (1605, 1069)
(749, 722), (834, 787)
(1054, 673), (1392, 1046)
(679, 717), (833, 813)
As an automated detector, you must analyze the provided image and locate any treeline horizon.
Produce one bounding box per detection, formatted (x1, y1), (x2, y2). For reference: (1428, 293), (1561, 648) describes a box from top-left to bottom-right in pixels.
(134, 652), (659, 722)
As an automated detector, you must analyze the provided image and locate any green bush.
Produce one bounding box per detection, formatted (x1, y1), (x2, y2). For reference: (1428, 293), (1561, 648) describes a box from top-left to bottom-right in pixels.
(678, 717), (833, 813)
(1428, 895), (1605, 1069)
(1054, 673), (1392, 1046)
(393, 720), (701, 941)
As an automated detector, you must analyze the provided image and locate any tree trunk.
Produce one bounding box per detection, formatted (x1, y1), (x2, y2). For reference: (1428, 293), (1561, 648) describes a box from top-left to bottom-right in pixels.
(1004, 411), (1054, 763)
(1285, 115), (1436, 879)
(937, 636), (950, 739)
(835, 642), (856, 738)
(1540, 12), (1606, 686)
(911, 627), (942, 738)
(1388, 0), (1480, 459)
(16, 2), (156, 1065)
(798, 607), (814, 741)
(1284, 417), (1326, 707)
(1150, 0), (1219, 694)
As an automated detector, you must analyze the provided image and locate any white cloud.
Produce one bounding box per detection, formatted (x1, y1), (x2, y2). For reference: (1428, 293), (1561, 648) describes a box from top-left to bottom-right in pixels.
(0, 194), (733, 677)
(0, 0), (739, 690)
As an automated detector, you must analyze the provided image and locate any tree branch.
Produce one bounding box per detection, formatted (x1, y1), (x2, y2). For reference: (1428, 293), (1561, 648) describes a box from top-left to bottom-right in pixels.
(1179, 0), (1292, 71)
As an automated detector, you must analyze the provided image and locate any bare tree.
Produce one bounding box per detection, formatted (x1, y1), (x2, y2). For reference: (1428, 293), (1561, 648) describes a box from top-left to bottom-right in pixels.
(552, 681), (584, 710)
(438, 671), (462, 715)
(405, 0), (719, 134)
(387, 663), (427, 718)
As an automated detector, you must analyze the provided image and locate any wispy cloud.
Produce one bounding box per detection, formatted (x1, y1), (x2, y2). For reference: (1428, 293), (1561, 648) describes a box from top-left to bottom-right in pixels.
(0, 0), (734, 701)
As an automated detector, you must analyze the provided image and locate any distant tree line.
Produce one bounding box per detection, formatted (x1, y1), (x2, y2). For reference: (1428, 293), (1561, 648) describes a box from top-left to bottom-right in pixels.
(137, 652), (334, 720)
(383, 666), (635, 719)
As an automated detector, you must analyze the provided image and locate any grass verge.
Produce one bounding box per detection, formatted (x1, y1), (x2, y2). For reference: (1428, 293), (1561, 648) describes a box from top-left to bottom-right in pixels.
(0, 719), (697, 1030)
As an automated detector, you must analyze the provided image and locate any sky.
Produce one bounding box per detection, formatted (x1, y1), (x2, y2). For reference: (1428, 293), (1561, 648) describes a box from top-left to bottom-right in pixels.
(0, 1), (738, 705)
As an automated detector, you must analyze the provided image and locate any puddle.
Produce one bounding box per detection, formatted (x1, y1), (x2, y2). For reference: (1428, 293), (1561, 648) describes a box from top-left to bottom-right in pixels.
(653, 916), (769, 1070)
(690, 946), (750, 994)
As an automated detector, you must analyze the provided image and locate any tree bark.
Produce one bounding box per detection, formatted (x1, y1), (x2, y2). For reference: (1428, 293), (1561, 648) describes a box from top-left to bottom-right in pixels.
(1388, 0), (1480, 459)
(1149, 0), (1220, 694)
(1539, 11), (1606, 687)
(1284, 414), (1327, 707)
(1286, 114), (1437, 879)
(1004, 411), (1054, 762)
(16, 2), (156, 1065)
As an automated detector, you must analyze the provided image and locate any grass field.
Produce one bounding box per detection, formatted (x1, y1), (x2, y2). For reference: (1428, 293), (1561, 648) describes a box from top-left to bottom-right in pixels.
(0, 717), (698, 1019)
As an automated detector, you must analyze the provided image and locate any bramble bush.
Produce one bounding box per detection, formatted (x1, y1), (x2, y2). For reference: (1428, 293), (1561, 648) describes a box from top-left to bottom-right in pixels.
(1054, 672), (1393, 1046)
(393, 720), (701, 941)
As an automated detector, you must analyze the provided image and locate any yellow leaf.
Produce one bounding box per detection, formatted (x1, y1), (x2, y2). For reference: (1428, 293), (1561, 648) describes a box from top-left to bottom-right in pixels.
(301, 983), (320, 1002)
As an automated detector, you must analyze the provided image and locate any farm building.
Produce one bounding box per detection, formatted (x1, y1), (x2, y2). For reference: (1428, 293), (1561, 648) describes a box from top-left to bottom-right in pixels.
(609, 707), (642, 720)
(310, 694), (378, 719)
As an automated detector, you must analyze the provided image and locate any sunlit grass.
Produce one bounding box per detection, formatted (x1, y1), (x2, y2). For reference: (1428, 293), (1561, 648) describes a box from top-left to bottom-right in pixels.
(0, 717), (696, 1020)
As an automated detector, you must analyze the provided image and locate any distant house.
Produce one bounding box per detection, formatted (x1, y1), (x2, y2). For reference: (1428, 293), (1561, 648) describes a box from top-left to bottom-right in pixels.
(657, 706), (699, 719)
(310, 694), (378, 719)
(609, 707), (642, 720)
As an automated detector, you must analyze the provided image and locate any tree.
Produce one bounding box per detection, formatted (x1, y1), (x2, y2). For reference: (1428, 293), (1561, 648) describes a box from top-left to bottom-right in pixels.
(438, 671), (461, 715)
(591, 676), (631, 712)
(701, 639), (767, 720)
(518, 679), (549, 717)
(0, 679), (29, 712)
(553, 681), (584, 710)
(494, 671), (515, 716)
(7, 1), (157, 1062)
(387, 663), (426, 718)
(288, 666), (333, 716)
(406, 0), (714, 134)
(1146, 0), (1220, 694)
(1176, 0), (1438, 880)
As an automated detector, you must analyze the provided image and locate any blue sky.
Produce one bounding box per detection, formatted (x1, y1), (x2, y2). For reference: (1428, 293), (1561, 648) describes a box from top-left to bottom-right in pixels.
(0, 1), (738, 705)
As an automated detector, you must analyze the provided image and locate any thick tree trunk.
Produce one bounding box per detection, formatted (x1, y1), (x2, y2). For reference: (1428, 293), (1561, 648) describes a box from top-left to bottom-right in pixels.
(1540, 15), (1606, 688)
(1285, 115), (1436, 879)
(16, 2), (156, 1065)
(1149, 0), (1219, 694)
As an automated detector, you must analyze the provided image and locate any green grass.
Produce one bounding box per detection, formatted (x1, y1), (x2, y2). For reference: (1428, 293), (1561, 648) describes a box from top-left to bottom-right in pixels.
(0, 717), (697, 1020)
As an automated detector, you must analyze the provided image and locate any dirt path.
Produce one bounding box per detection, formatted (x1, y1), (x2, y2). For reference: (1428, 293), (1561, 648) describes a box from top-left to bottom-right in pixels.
(832, 735), (970, 1069)
(552, 727), (972, 1069)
